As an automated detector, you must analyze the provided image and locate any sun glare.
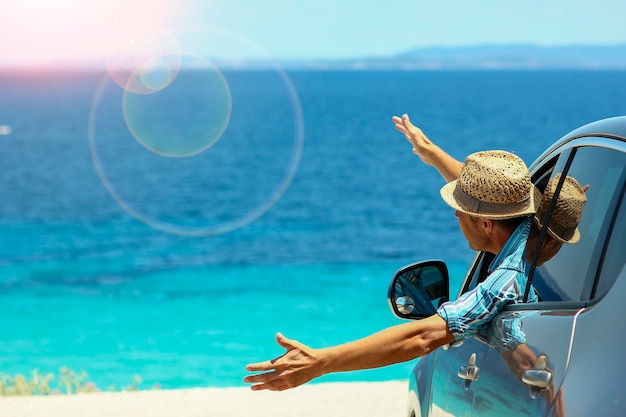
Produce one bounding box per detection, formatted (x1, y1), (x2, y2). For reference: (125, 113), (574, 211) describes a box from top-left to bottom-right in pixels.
(0, 0), (179, 68)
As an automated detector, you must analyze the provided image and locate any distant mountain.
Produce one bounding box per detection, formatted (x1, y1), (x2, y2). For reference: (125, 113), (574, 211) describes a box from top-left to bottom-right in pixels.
(395, 44), (626, 69)
(282, 44), (626, 70)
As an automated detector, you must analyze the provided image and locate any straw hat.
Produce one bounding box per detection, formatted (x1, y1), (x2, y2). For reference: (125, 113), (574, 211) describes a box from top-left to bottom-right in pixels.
(534, 174), (586, 244)
(440, 150), (541, 220)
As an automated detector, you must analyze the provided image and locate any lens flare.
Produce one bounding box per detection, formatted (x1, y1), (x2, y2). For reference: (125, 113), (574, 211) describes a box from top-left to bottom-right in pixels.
(123, 54), (231, 157)
(89, 26), (304, 236)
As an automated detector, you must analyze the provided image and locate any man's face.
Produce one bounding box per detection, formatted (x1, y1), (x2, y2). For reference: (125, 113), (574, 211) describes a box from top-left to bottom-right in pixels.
(455, 211), (490, 251)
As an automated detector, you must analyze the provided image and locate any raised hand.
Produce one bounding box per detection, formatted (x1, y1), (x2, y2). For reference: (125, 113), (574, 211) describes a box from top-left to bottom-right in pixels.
(392, 113), (462, 182)
(392, 113), (435, 164)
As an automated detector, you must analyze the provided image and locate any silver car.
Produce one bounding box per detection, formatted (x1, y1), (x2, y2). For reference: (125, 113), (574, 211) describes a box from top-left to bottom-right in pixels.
(388, 116), (626, 417)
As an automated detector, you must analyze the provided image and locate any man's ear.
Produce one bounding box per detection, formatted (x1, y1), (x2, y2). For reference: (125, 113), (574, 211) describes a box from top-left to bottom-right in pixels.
(481, 218), (494, 234)
(543, 236), (561, 250)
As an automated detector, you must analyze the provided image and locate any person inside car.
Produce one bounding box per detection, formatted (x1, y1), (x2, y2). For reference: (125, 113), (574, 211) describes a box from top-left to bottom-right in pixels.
(243, 148), (541, 391)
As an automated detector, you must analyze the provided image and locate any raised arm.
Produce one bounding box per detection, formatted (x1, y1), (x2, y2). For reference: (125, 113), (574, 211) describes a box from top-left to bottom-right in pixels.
(392, 113), (463, 182)
(244, 314), (454, 391)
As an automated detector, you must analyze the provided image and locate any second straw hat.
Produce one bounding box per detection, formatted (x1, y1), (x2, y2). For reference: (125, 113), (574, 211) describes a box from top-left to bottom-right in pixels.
(534, 174), (587, 244)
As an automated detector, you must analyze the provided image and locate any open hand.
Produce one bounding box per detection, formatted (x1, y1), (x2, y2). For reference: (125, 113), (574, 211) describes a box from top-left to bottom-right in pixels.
(244, 333), (325, 391)
(392, 113), (435, 165)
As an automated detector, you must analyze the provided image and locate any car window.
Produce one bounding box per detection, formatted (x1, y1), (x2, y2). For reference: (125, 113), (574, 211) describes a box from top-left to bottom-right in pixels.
(531, 146), (626, 302)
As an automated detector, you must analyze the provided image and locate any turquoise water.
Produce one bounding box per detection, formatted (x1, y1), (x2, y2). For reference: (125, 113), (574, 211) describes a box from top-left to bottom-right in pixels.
(0, 261), (468, 389)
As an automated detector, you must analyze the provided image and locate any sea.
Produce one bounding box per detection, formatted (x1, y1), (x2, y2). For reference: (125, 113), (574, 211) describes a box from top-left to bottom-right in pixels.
(0, 68), (625, 390)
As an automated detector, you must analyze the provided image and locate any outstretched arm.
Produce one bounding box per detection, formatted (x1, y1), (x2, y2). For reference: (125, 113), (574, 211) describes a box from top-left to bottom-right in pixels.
(392, 113), (463, 183)
(244, 314), (454, 391)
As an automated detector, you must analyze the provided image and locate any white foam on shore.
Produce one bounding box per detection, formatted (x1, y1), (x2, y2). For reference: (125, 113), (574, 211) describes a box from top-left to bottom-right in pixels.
(1, 381), (409, 417)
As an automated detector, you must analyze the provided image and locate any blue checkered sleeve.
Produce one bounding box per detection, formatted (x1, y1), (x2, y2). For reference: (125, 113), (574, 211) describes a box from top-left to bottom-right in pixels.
(437, 267), (529, 342)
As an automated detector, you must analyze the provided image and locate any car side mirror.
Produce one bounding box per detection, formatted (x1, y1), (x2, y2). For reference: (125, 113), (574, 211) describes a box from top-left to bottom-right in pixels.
(387, 260), (450, 320)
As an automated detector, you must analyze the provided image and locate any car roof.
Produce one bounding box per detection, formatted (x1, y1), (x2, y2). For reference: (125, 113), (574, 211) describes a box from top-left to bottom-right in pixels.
(529, 116), (626, 173)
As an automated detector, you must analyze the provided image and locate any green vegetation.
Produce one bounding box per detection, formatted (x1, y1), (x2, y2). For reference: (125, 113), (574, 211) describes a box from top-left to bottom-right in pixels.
(0, 368), (144, 396)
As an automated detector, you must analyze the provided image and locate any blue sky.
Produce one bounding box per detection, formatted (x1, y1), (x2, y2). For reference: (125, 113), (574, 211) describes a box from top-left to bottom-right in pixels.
(2, 0), (626, 66)
(179, 0), (626, 59)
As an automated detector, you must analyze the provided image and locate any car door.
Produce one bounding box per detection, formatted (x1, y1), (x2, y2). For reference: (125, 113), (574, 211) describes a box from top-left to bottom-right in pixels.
(470, 309), (580, 417)
(427, 265), (581, 417)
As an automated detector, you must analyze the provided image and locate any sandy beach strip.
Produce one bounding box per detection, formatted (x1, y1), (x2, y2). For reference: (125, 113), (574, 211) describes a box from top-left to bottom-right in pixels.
(2, 380), (410, 417)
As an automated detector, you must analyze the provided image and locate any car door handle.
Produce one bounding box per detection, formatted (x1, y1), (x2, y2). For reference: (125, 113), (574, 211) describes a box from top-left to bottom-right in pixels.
(522, 354), (553, 398)
(457, 353), (480, 390)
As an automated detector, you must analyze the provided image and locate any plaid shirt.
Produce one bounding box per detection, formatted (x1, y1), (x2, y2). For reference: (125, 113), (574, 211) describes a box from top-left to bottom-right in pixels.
(437, 216), (537, 342)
